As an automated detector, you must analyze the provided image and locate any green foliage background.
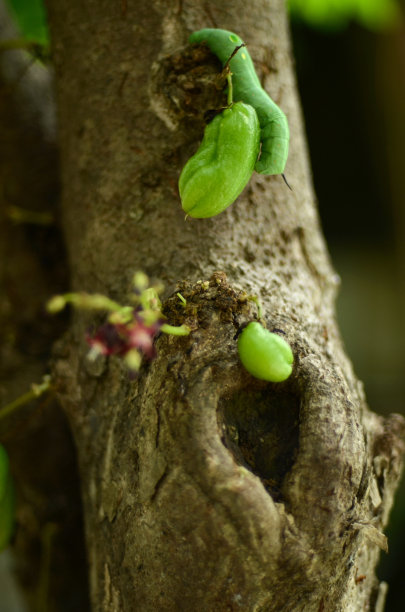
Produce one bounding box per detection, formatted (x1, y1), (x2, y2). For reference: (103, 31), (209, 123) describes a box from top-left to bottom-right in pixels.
(5, 0), (48, 45)
(289, 0), (400, 30)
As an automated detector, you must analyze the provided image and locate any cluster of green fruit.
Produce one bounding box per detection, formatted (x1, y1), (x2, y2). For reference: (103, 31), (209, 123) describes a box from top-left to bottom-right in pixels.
(179, 28), (290, 218)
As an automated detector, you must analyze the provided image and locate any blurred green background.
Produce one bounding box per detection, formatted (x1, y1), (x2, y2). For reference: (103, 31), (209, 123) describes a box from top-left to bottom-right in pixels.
(290, 0), (405, 609)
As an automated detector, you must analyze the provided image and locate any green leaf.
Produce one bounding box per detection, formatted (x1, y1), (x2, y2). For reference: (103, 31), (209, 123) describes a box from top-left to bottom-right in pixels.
(5, 0), (49, 46)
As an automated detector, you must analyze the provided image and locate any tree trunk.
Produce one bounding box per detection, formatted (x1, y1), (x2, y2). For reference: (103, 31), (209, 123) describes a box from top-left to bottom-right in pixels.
(39, 0), (405, 609)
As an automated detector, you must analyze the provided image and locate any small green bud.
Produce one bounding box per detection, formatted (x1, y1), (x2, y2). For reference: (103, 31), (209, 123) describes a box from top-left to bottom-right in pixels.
(124, 349), (142, 371)
(46, 295), (66, 313)
(133, 271), (149, 291)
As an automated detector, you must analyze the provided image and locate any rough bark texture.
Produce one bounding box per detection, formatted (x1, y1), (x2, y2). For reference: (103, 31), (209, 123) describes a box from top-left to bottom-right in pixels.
(38, 0), (405, 610)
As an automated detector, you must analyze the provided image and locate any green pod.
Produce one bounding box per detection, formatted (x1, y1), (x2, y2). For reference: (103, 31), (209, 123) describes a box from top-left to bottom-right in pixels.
(179, 102), (260, 218)
(189, 28), (289, 176)
(238, 322), (293, 382)
(0, 444), (15, 551)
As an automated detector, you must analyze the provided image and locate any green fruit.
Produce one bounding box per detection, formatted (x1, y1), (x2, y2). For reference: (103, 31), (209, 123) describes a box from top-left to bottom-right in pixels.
(238, 322), (293, 382)
(179, 102), (260, 218)
(189, 28), (290, 175)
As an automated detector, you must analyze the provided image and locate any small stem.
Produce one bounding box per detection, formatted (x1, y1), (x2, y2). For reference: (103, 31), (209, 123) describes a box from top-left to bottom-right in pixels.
(222, 44), (245, 107)
(161, 324), (190, 336)
(223, 43), (246, 72)
(0, 375), (51, 421)
(36, 523), (58, 612)
(6, 205), (54, 225)
(226, 72), (233, 106)
(248, 295), (263, 321)
(177, 293), (187, 306)
(47, 292), (124, 314)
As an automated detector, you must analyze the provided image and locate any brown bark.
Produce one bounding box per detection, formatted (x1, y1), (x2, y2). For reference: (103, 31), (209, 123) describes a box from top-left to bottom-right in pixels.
(36, 0), (405, 610)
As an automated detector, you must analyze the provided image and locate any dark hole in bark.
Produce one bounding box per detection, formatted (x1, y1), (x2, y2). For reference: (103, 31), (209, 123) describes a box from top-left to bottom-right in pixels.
(150, 45), (226, 136)
(218, 387), (300, 500)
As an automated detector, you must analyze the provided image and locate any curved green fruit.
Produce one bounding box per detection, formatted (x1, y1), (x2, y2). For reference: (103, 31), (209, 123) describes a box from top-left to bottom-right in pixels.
(189, 28), (289, 175)
(238, 322), (293, 382)
(179, 102), (260, 218)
